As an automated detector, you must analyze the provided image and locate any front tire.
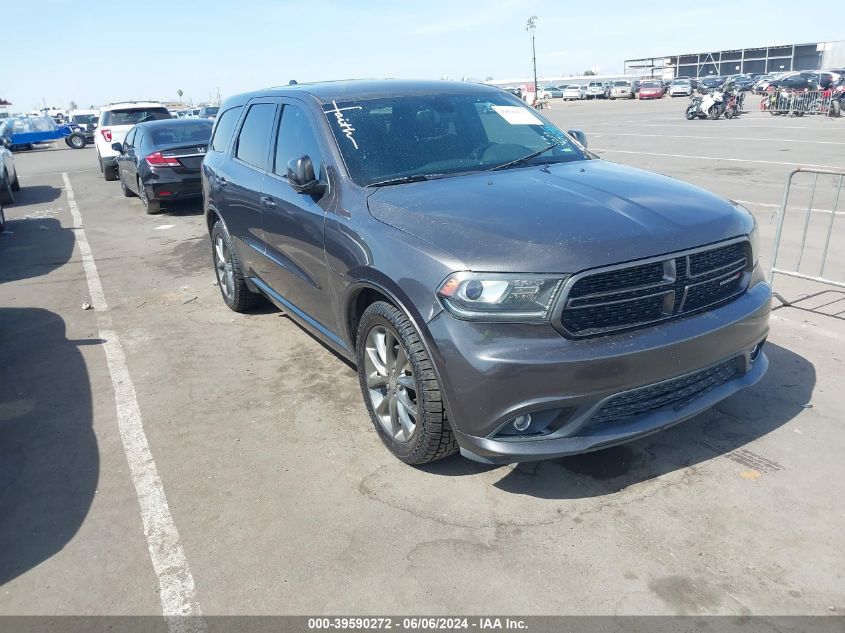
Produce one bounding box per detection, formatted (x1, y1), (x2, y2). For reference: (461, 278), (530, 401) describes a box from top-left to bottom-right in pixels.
(119, 170), (135, 197)
(67, 132), (86, 149)
(0, 201), (5, 233)
(10, 171), (20, 191)
(210, 220), (260, 312)
(356, 301), (458, 465)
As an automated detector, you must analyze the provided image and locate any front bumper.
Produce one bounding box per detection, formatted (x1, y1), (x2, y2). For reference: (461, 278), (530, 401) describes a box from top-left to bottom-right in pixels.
(426, 277), (771, 463)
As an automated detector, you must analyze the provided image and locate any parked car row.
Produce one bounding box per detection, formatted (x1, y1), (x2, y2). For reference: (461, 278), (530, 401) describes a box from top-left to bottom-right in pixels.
(94, 101), (213, 214)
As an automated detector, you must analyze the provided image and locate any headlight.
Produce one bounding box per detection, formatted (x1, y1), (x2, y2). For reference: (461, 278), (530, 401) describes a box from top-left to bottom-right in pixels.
(749, 217), (760, 265)
(436, 272), (567, 321)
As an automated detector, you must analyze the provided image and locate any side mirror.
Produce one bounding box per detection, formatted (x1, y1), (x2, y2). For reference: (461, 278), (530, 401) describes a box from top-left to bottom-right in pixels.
(567, 129), (588, 148)
(286, 155), (326, 196)
(111, 142), (123, 153)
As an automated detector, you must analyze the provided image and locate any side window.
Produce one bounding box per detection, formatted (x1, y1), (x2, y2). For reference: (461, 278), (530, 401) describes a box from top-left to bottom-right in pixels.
(124, 128), (136, 147)
(273, 105), (322, 179)
(134, 131), (144, 149)
(210, 106), (242, 153)
(235, 103), (276, 169)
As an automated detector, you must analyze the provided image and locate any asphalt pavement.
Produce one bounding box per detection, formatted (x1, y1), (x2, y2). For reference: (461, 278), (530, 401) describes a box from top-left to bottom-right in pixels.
(1, 96), (843, 620)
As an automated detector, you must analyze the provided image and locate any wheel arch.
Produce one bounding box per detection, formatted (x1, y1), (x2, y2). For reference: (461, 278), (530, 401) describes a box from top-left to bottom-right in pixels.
(344, 274), (458, 447)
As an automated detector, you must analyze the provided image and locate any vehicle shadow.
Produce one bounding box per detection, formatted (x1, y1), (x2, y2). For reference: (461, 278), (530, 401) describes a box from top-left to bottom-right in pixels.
(158, 199), (204, 216)
(0, 307), (100, 585)
(773, 289), (845, 321)
(0, 217), (76, 284)
(11, 185), (62, 206)
(422, 343), (813, 499)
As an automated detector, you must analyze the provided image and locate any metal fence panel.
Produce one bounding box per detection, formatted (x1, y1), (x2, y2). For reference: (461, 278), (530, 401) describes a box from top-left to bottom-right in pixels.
(769, 168), (845, 305)
(759, 90), (836, 116)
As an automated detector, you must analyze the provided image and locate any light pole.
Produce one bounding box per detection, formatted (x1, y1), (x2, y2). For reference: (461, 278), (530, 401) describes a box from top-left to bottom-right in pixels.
(526, 16), (538, 96)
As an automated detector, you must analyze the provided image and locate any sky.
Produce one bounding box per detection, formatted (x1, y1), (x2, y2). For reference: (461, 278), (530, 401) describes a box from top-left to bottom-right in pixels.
(1, 0), (843, 110)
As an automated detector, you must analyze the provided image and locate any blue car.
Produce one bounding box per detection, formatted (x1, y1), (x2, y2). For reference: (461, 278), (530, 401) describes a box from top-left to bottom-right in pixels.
(0, 116), (87, 151)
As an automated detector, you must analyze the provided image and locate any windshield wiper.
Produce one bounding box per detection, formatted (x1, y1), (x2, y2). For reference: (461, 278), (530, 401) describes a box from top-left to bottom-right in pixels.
(366, 173), (445, 187)
(488, 143), (560, 172)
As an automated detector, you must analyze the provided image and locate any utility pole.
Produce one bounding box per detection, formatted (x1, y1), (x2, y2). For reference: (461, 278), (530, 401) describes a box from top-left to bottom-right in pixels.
(526, 16), (538, 96)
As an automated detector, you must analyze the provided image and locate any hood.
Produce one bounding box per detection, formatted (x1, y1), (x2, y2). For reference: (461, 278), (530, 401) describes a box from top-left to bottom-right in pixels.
(366, 159), (752, 273)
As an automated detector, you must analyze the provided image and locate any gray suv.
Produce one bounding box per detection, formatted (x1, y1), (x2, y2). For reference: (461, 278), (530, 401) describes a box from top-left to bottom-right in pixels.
(201, 80), (770, 465)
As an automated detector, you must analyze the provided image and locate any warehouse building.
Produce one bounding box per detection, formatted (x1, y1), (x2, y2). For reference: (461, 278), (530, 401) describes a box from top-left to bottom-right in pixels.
(624, 40), (845, 79)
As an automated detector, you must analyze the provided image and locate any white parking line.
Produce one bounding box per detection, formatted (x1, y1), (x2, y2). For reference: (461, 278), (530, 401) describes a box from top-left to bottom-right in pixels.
(593, 122), (820, 130)
(63, 173), (206, 633)
(594, 148), (842, 170)
(586, 132), (845, 146)
(734, 200), (844, 216)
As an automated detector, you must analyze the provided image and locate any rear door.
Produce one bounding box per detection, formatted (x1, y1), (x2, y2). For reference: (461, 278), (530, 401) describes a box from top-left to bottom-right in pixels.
(218, 99), (278, 275)
(258, 99), (335, 329)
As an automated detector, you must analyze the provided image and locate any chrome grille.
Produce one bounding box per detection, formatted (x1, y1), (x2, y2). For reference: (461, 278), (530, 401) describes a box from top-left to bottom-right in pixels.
(558, 240), (750, 337)
(582, 357), (741, 433)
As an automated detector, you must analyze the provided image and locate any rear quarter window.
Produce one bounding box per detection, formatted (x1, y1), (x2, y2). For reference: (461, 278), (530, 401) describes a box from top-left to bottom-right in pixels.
(234, 103), (277, 169)
(210, 106), (243, 153)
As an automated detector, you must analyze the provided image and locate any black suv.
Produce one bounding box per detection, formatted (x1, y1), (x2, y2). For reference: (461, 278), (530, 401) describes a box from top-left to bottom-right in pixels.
(202, 80), (770, 465)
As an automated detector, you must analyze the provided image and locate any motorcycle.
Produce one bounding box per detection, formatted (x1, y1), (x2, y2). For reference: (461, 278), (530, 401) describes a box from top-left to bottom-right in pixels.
(685, 89), (726, 120)
(685, 87), (743, 120)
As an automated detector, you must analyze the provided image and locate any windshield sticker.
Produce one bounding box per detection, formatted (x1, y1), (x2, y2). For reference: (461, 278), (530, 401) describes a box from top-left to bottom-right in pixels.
(325, 101), (362, 149)
(491, 106), (542, 125)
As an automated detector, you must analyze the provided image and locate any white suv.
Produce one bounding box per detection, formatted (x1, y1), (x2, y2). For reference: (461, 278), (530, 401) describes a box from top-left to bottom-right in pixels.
(95, 102), (171, 181)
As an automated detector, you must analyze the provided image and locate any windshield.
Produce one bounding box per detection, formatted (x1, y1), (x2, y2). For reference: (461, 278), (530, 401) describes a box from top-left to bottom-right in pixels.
(613, 81), (629, 86)
(323, 92), (587, 187)
(202, 106), (220, 115)
(672, 79), (689, 84)
(150, 121), (212, 145)
(642, 82), (659, 88)
(72, 114), (97, 125)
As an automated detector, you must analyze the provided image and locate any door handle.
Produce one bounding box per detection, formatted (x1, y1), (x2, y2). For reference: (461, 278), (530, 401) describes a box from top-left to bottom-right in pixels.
(216, 176), (228, 187)
(260, 196), (276, 209)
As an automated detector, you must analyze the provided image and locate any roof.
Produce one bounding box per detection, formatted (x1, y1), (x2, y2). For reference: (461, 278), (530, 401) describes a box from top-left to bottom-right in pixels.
(134, 118), (213, 130)
(222, 79), (503, 108)
(101, 101), (166, 111)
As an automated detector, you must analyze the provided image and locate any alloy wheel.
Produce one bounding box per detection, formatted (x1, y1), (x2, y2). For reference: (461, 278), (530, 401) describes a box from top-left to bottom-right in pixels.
(214, 235), (234, 301)
(363, 325), (418, 443)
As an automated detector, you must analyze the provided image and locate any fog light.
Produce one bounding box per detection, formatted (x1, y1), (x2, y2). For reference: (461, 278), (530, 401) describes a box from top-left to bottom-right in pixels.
(513, 414), (532, 432)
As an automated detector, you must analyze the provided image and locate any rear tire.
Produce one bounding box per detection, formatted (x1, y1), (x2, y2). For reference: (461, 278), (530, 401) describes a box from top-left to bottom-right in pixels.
(356, 301), (458, 465)
(10, 172), (20, 191)
(138, 177), (160, 214)
(103, 160), (118, 181)
(210, 220), (261, 312)
(0, 201), (5, 233)
(831, 100), (842, 118)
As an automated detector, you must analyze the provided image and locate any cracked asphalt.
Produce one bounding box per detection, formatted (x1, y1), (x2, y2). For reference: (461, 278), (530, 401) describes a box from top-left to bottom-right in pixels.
(1, 97), (843, 617)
